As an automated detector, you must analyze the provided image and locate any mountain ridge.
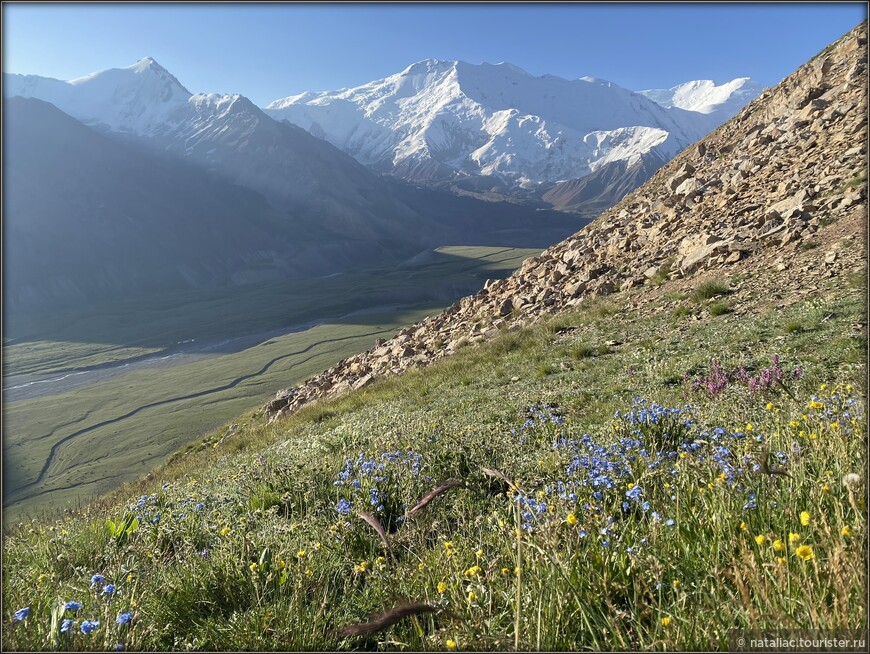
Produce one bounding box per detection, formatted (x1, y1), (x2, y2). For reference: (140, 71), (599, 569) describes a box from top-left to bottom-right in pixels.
(262, 21), (867, 422)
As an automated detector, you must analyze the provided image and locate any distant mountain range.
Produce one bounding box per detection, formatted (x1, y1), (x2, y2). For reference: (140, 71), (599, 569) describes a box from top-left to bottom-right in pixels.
(265, 59), (763, 207)
(3, 60), (581, 311)
(3, 57), (761, 310)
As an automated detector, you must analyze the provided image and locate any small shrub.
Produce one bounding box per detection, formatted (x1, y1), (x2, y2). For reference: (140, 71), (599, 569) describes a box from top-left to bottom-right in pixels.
(672, 305), (693, 319)
(692, 280), (730, 301)
(784, 320), (803, 334)
(710, 302), (732, 316)
(800, 241), (821, 252)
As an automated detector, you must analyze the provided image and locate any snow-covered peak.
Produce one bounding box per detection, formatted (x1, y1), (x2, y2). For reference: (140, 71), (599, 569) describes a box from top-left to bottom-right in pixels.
(638, 77), (764, 116)
(5, 57), (193, 135)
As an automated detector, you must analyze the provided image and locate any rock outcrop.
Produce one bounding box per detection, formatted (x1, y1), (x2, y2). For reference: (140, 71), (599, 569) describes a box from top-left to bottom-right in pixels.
(263, 23), (867, 423)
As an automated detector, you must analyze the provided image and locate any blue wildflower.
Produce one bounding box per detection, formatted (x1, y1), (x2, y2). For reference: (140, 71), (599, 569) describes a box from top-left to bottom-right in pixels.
(336, 498), (352, 516)
(114, 645), (125, 651)
(60, 618), (74, 633)
(80, 619), (100, 635)
(665, 519), (676, 527)
(102, 584), (116, 596)
(116, 612), (133, 625)
(90, 574), (105, 588)
(13, 607), (30, 621)
(64, 601), (82, 612)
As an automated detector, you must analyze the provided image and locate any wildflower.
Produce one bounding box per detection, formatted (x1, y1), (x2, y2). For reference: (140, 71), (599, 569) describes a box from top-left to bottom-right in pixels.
(740, 521), (747, 531)
(437, 582), (447, 594)
(773, 539), (785, 552)
(80, 619), (100, 635)
(566, 512), (577, 526)
(765, 402), (774, 411)
(819, 384), (827, 391)
(90, 574), (105, 588)
(665, 519), (675, 527)
(304, 568), (313, 577)
(475, 548), (484, 559)
(808, 400), (824, 410)
(417, 562), (425, 571)
(60, 618), (74, 633)
(795, 545), (814, 561)
(842, 473), (861, 488)
(841, 526), (851, 537)
(672, 580), (680, 589)
(446, 639), (457, 650)
(800, 511), (811, 527)
(788, 532), (801, 544)
(296, 549), (306, 559)
(116, 612), (133, 625)
(219, 527), (231, 536)
(64, 601), (82, 612)
(13, 607), (30, 621)
(464, 565), (482, 578)
(755, 534), (766, 545)
(114, 645), (125, 651)
(830, 422), (840, 430)
(336, 498), (353, 516)
(102, 584), (116, 597)
(249, 563), (258, 573)
(467, 591), (477, 602)
(661, 616), (672, 626)
(822, 483), (831, 493)
(501, 567), (511, 575)
(777, 557), (787, 566)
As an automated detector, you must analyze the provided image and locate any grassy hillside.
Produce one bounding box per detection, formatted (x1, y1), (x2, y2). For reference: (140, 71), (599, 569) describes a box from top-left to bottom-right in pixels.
(2, 268), (864, 650)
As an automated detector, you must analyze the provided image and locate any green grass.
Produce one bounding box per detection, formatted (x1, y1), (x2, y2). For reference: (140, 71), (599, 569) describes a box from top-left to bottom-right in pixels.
(2, 246), (542, 520)
(2, 273), (865, 651)
(709, 302), (733, 316)
(692, 280), (731, 302)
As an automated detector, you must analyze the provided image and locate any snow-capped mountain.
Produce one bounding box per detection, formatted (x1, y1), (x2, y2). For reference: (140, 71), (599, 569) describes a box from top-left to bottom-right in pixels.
(638, 77), (765, 117)
(265, 59), (761, 190)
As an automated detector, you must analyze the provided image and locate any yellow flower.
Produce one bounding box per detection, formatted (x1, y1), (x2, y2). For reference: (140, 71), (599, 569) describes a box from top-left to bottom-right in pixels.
(788, 532), (801, 544)
(446, 639), (457, 650)
(740, 521), (747, 531)
(296, 549), (306, 559)
(375, 556), (386, 566)
(841, 526), (852, 537)
(755, 534), (766, 545)
(467, 591), (478, 602)
(418, 562), (425, 571)
(821, 483), (831, 493)
(795, 545), (814, 561)
(678, 452), (687, 459)
(219, 527), (231, 536)
(773, 539), (785, 552)
(809, 400), (824, 410)
(819, 383), (827, 391)
(566, 513), (578, 526)
(745, 423), (753, 432)
(800, 511), (811, 527)
(464, 565), (482, 578)
(304, 568), (313, 577)
(672, 579), (680, 589)
(437, 582), (447, 594)
(789, 420), (800, 428)
(278, 560), (286, 570)
(443, 541), (453, 550)
(249, 562), (259, 572)
(314, 542), (322, 551)
(501, 567), (511, 575)
(661, 616), (672, 627)
(809, 433), (817, 440)
(765, 402), (775, 411)
(829, 422), (840, 430)
(514, 567), (522, 575)
(776, 557), (787, 566)
(475, 548), (484, 559)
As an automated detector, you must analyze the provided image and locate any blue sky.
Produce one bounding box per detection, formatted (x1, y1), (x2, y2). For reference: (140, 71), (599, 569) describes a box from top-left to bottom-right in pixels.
(3, 2), (866, 106)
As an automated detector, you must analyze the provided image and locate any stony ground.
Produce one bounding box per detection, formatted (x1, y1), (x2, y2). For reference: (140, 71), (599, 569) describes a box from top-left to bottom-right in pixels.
(264, 23), (866, 423)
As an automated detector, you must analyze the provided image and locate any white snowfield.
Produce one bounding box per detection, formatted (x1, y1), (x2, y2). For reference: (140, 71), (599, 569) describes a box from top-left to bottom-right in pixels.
(4, 57), (761, 189)
(265, 59), (762, 185)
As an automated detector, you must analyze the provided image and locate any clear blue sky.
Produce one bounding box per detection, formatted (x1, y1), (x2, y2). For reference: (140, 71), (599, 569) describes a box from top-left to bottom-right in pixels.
(3, 2), (866, 106)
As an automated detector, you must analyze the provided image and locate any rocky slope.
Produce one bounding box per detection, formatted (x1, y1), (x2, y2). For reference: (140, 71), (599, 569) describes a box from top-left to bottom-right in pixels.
(264, 22), (867, 422)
